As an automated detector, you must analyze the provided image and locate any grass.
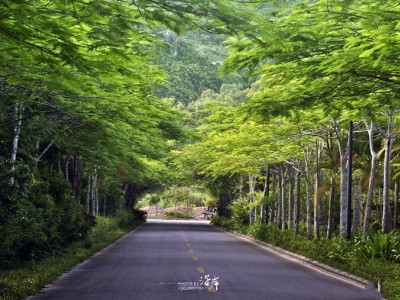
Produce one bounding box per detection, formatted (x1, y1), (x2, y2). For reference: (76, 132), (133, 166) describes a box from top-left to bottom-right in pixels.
(0, 214), (144, 300)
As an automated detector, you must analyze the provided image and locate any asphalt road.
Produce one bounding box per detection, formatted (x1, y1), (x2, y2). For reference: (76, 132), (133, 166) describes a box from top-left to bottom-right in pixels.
(29, 219), (382, 300)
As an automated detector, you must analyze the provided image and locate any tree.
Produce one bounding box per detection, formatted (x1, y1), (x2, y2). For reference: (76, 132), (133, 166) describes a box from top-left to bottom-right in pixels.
(0, 0), (190, 266)
(221, 0), (400, 237)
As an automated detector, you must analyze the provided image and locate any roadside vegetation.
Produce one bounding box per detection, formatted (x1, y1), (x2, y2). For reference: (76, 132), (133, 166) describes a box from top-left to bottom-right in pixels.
(0, 210), (146, 300)
(212, 214), (400, 300)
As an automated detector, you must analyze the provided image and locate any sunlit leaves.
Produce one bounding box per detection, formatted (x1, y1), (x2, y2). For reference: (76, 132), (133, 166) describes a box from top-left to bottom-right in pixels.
(0, 0), (190, 187)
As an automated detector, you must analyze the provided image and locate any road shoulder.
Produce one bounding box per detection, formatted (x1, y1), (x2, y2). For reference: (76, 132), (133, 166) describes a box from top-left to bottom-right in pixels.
(214, 225), (382, 298)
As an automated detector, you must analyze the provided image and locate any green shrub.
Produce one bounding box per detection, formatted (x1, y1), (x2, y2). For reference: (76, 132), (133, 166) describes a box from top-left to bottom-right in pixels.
(351, 231), (400, 262)
(212, 220), (400, 299)
(0, 172), (94, 269)
(229, 198), (250, 230)
(0, 212), (144, 300)
(211, 215), (235, 230)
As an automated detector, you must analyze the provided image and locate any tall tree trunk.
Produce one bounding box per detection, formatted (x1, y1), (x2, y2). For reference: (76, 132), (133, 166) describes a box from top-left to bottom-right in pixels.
(382, 135), (392, 233)
(339, 145), (349, 237)
(248, 174), (256, 224)
(91, 170), (98, 215)
(270, 169), (277, 223)
(10, 104), (24, 185)
(287, 166), (294, 230)
(332, 119), (349, 237)
(327, 173), (335, 239)
(86, 172), (91, 214)
(95, 177), (100, 215)
(121, 184), (128, 210)
(363, 120), (378, 238)
(277, 168), (282, 229)
(64, 157), (69, 181)
(378, 113), (394, 233)
(304, 146), (313, 239)
(325, 130), (336, 240)
(346, 121), (354, 239)
(294, 170), (301, 234)
(239, 175), (244, 199)
(314, 140), (322, 240)
(262, 166), (271, 223)
(280, 165), (287, 230)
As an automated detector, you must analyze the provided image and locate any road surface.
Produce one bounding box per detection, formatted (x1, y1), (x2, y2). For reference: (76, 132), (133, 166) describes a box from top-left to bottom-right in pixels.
(29, 219), (381, 300)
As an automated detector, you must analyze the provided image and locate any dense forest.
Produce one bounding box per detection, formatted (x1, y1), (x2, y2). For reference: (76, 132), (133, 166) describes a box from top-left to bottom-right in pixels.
(1, 0), (400, 298)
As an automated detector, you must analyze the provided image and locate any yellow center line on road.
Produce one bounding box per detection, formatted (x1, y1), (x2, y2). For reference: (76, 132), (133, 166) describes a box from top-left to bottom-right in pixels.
(180, 234), (217, 293)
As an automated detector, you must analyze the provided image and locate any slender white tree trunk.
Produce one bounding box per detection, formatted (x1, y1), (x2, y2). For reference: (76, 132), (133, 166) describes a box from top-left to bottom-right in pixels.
(262, 166), (271, 223)
(91, 170), (98, 215)
(375, 112), (396, 233)
(287, 167), (293, 230)
(339, 149), (349, 236)
(277, 168), (282, 229)
(304, 146), (313, 239)
(65, 157), (69, 181)
(280, 165), (287, 230)
(382, 134), (393, 233)
(95, 177), (100, 215)
(239, 175), (244, 199)
(332, 120), (348, 237)
(294, 170), (301, 234)
(325, 130), (336, 239)
(121, 184), (128, 210)
(248, 174), (256, 224)
(270, 170), (277, 223)
(86, 172), (91, 214)
(10, 104), (24, 185)
(363, 120), (377, 238)
(314, 140), (322, 240)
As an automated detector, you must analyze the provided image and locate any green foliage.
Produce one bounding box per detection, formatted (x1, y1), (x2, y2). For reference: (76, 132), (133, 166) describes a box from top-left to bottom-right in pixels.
(0, 213), (144, 300)
(155, 29), (250, 105)
(144, 185), (216, 209)
(229, 198), (251, 229)
(0, 0), (191, 271)
(210, 215), (235, 231)
(351, 231), (400, 262)
(326, 232), (400, 264)
(0, 172), (93, 269)
(214, 220), (400, 299)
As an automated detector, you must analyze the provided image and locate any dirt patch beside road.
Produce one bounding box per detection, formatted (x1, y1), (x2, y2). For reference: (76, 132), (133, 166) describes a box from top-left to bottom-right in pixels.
(142, 206), (208, 220)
